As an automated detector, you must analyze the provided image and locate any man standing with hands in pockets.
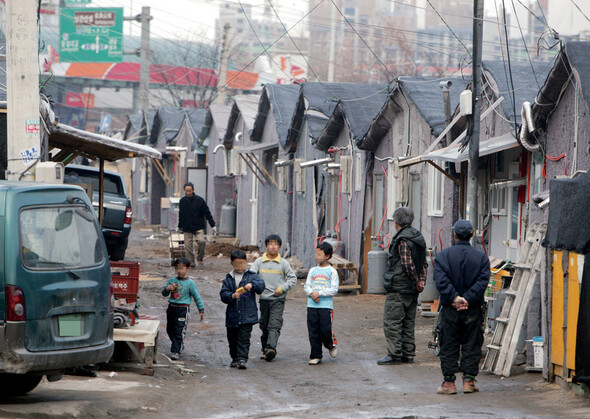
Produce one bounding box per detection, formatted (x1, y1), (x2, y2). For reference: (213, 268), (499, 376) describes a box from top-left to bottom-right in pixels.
(433, 220), (490, 394)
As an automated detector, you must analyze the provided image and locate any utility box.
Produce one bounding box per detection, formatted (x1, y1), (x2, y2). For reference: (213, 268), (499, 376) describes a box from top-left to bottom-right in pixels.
(35, 162), (64, 183)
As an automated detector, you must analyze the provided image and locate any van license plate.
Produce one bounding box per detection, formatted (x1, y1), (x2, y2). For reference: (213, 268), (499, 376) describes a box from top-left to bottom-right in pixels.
(59, 314), (84, 337)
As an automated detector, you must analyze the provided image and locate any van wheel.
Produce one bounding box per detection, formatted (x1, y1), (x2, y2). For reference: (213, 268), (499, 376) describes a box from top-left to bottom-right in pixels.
(0, 374), (42, 396)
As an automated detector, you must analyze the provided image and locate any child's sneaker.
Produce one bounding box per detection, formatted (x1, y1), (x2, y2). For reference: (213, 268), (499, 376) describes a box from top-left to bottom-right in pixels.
(237, 360), (247, 369)
(436, 380), (457, 394)
(308, 358), (321, 365)
(329, 346), (338, 358)
(170, 353), (180, 361)
(230, 359), (239, 368)
(463, 375), (479, 393)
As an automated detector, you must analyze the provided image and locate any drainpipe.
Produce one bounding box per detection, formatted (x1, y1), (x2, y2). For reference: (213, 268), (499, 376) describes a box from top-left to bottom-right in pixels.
(439, 80), (453, 147)
(286, 152), (295, 257)
(519, 101), (541, 152)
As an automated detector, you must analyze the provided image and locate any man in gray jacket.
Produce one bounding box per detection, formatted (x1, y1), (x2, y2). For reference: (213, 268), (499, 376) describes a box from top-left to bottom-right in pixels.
(250, 234), (297, 362)
(377, 207), (427, 365)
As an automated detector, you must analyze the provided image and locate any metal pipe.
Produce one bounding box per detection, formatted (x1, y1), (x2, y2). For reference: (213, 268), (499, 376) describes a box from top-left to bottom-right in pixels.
(300, 157), (333, 168)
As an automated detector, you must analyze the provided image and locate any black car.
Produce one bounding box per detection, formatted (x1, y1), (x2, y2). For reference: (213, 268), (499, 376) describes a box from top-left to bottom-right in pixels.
(64, 165), (132, 261)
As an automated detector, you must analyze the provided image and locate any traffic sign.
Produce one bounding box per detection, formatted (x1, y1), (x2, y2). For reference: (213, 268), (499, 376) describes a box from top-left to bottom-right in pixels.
(99, 114), (112, 133)
(60, 8), (123, 63)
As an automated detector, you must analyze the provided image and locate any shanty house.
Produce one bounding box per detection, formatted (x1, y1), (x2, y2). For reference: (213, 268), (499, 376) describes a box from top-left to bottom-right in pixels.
(201, 105), (232, 231)
(523, 41), (590, 389)
(249, 83), (301, 252)
(220, 95), (260, 244)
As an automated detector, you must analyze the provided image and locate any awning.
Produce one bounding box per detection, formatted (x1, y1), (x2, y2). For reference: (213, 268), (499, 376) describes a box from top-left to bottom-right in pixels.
(235, 143), (279, 187)
(49, 123), (162, 164)
(420, 132), (519, 164)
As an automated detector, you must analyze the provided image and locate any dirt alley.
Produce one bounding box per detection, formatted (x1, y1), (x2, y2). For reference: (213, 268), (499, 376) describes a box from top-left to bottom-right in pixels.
(4, 224), (590, 418)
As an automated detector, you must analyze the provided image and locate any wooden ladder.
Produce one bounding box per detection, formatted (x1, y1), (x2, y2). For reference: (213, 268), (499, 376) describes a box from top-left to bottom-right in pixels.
(481, 222), (547, 377)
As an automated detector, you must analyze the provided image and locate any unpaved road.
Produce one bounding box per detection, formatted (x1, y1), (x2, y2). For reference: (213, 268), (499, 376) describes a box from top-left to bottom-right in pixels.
(2, 224), (589, 418)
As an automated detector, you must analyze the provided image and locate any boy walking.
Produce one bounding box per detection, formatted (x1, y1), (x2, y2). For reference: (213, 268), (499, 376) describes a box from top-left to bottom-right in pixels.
(304, 242), (339, 365)
(250, 234), (297, 362)
(161, 257), (204, 360)
(220, 250), (265, 369)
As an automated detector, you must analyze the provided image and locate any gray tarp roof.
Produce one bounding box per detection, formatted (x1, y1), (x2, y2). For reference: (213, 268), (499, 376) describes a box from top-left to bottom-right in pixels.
(399, 77), (469, 137)
(532, 41), (590, 130)
(315, 84), (390, 151)
(250, 84), (301, 150)
(199, 104), (231, 141)
(358, 77), (468, 151)
(223, 95), (260, 149)
(483, 60), (553, 125)
(185, 108), (208, 152)
(123, 113), (144, 143)
(149, 107), (188, 151)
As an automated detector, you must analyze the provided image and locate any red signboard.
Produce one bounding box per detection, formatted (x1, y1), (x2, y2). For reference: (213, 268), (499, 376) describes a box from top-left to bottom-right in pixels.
(66, 92), (95, 108)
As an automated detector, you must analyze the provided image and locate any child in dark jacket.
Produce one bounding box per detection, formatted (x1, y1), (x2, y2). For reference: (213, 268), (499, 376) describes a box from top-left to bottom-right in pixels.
(220, 250), (265, 369)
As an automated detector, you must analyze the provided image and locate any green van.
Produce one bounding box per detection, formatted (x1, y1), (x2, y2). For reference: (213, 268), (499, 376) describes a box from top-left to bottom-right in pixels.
(0, 181), (114, 395)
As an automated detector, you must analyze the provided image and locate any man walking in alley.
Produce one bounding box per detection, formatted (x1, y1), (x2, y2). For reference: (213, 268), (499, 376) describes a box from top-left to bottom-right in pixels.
(178, 182), (216, 267)
(433, 220), (490, 394)
(378, 207), (427, 365)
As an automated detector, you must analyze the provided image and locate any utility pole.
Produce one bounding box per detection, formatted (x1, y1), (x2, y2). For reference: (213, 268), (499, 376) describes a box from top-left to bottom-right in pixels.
(217, 23), (230, 105)
(139, 6), (151, 112)
(6, 0), (40, 181)
(327, 1), (337, 82)
(467, 0), (484, 230)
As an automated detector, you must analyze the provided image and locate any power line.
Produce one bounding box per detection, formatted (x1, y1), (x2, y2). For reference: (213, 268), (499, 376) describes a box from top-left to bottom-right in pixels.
(235, 0), (292, 80)
(216, 0), (326, 96)
(510, 0), (541, 89)
(328, 0), (394, 80)
(570, 0), (590, 25)
(501, 0), (518, 139)
(265, 0), (325, 84)
(425, 0), (472, 57)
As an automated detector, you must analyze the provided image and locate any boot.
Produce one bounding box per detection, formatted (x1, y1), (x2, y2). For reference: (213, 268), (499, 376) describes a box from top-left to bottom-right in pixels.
(437, 376), (457, 395)
(463, 375), (479, 393)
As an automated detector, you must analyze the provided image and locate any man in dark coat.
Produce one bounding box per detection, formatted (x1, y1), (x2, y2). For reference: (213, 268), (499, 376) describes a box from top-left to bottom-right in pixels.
(178, 182), (216, 266)
(377, 207), (427, 365)
(434, 219), (490, 394)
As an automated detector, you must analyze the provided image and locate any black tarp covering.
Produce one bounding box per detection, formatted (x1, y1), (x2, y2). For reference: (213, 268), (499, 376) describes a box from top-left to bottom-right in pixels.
(573, 254), (590, 384)
(542, 172), (590, 385)
(542, 172), (590, 253)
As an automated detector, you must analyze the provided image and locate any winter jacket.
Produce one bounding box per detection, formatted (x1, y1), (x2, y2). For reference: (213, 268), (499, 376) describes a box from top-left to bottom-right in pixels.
(433, 240), (490, 306)
(220, 270), (265, 327)
(383, 225), (427, 294)
(178, 194), (215, 232)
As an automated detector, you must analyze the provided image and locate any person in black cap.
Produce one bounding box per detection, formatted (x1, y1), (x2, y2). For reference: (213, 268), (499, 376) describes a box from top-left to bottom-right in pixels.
(433, 219), (490, 394)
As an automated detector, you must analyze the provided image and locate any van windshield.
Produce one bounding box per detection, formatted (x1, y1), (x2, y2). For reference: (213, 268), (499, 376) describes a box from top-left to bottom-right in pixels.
(20, 206), (104, 269)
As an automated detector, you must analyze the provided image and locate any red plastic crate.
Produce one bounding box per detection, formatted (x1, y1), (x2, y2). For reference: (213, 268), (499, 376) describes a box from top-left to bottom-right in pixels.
(110, 261), (140, 299)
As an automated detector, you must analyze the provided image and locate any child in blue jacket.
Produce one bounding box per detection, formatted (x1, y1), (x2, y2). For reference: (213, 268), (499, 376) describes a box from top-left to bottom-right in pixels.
(220, 250), (265, 369)
(162, 257), (204, 360)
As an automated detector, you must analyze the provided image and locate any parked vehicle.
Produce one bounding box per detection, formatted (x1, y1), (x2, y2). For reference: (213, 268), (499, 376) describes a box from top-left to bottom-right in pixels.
(0, 181), (114, 396)
(64, 165), (132, 261)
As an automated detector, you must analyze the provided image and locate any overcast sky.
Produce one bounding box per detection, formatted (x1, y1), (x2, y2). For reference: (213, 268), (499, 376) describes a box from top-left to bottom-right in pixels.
(88, 0), (590, 42)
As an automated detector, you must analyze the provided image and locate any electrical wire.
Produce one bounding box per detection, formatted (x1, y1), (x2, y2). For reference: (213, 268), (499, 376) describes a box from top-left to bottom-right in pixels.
(328, 0), (394, 81)
(425, 0), (471, 58)
(501, 0), (519, 141)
